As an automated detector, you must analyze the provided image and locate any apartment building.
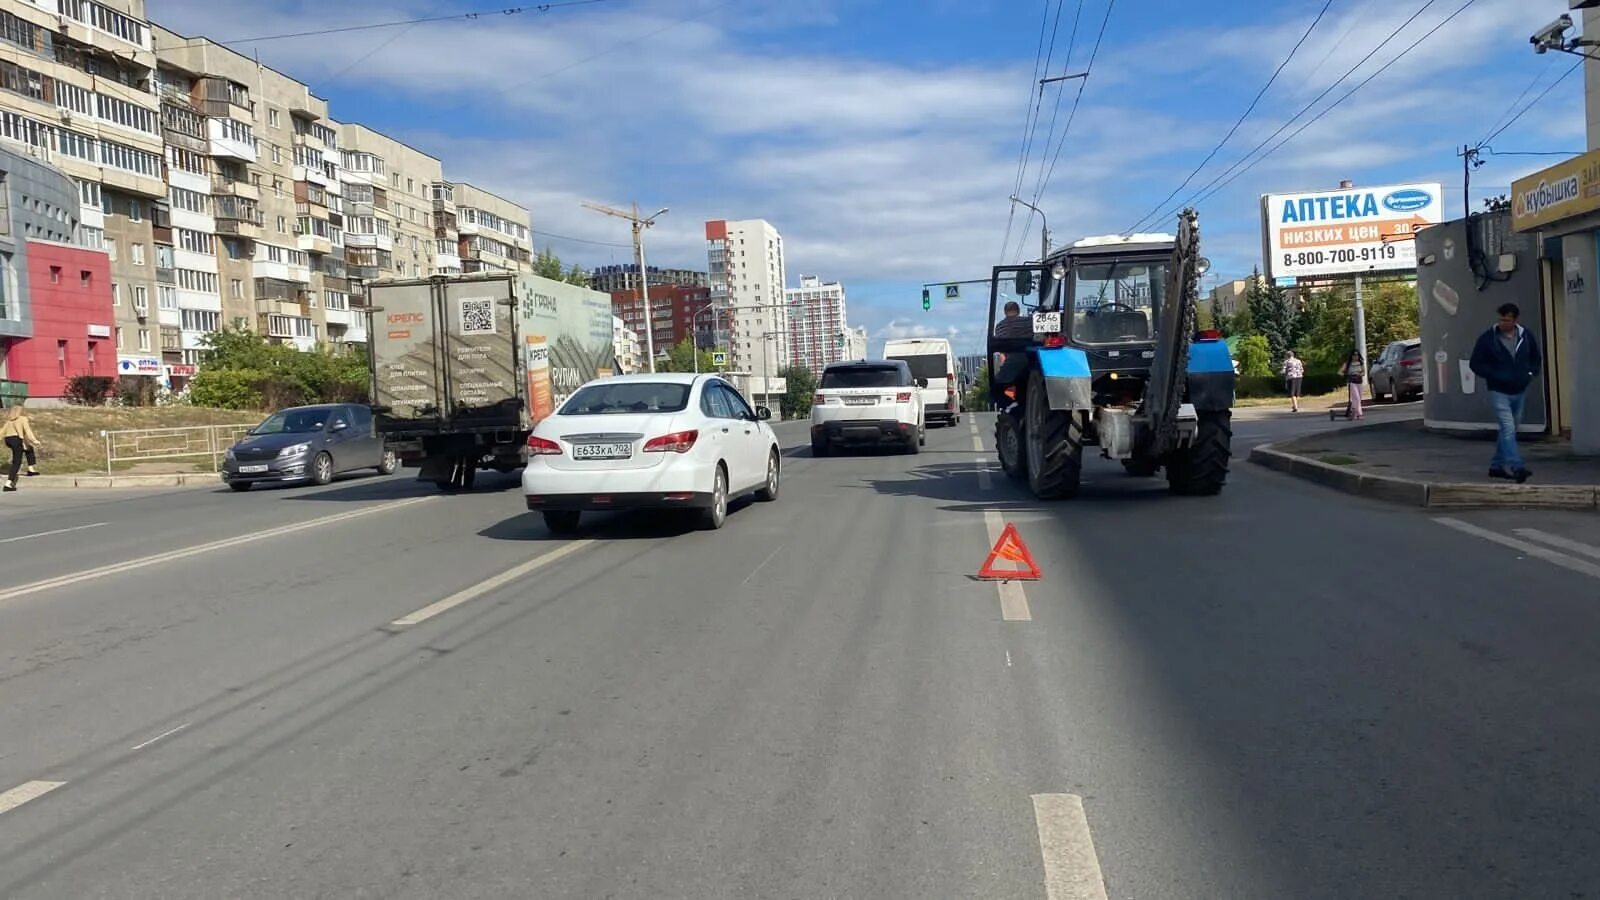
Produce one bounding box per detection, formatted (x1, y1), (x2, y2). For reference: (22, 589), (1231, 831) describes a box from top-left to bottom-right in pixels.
(453, 181), (531, 275)
(705, 218), (787, 380)
(846, 326), (867, 362)
(612, 315), (640, 374)
(610, 283), (711, 360)
(784, 274), (849, 372)
(590, 264), (708, 295)
(0, 2), (169, 374)
(338, 122), (448, 284)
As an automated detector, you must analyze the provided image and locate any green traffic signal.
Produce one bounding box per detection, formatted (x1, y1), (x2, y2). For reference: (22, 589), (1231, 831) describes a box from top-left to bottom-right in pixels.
(921, 288), (931, 311)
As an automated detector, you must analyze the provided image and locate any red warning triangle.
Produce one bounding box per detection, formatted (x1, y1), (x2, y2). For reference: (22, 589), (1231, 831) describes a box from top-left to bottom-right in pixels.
(978, 523), (1042, 581)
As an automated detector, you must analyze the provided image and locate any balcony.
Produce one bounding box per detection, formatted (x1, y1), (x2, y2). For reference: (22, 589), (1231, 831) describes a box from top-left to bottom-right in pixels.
(344, 232), (393, 252)
(206, 120), (258, 163)
(435, 253), (462, 271)
(160, 326), (182, 352)
(211, 174), (260, 201)
(347, 264), (379, 281)
(215, 212), (264, 239)
(156, 266), (176, 285)
(298, 232), (332, 256)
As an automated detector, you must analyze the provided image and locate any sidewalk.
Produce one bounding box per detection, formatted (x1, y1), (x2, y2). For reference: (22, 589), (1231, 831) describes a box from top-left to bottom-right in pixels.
(3, 471), (222, 490)
(1252, 419), (1600, 510)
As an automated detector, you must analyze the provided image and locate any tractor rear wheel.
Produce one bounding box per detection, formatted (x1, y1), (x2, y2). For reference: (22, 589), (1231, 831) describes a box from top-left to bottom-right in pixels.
(1024, 368), (1085, 500)
(996, 411), (1027, 483)
(1167, 410), (1232, 496)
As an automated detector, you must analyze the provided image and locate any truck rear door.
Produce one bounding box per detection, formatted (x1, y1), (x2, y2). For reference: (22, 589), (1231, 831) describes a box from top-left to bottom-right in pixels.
(440, 278), (520, 424)
(371, 282), (444, 424)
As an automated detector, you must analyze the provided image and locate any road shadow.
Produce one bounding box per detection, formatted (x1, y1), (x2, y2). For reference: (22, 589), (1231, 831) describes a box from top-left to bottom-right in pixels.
(270, 470), (525, 503)
(481, 496), (760, 542)
(862, 459), (1176, 510)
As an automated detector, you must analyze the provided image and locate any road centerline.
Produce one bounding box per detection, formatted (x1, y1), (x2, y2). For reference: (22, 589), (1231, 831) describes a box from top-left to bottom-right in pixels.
(0, 522), (108, 545)
(390, 538), (598, 627)
(0, 781), (66, 816)
(0, 497), (434, 606)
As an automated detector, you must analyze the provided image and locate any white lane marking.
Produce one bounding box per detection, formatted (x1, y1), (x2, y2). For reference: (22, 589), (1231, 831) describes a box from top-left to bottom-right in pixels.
(1005, 650), (1013, 667)
(0, 780), (66, 815)
(1436, 518), (1600, 581)
(391, 539), (597, 626)
(1032, 793), (1110, 900)
(983, 510), (1032, 621)
(0, 498), (433, 606)
(1515, 528), (1600, 562)
(972, 430), (993, 490)
(130, 722), (190, 751)
(0, 522), (107, 545)
(741, 547), (782, 587)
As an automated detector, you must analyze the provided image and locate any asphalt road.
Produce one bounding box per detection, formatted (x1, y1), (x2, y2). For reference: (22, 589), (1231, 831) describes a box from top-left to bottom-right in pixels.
(1, 405), (1597, 899)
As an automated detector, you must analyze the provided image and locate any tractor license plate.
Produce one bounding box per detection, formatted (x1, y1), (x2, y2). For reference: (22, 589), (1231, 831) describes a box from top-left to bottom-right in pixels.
(572, 442), (632, 460)
(844, 397), (875, 406)
(239, 464), (269, 474)
(1033, 311), (1062, 333)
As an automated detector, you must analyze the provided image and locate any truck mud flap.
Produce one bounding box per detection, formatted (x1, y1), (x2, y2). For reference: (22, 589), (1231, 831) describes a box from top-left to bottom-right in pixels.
(1036, 347), (1094, 411)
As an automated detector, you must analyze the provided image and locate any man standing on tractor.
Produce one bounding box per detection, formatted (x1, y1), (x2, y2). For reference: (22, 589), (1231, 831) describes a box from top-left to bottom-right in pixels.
(991, 301), (1035, 413)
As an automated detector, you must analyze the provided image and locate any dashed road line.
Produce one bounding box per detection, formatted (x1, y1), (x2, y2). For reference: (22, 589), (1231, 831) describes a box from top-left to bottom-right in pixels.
(1435, 518), (1600, 581)
(129, 722), (190, 752)
(391, 538), (598, 626)
(1032, 793), (1110, 900)
(0, 522), (106, 545)
(0, 498), (434, 606)
(0, 781), (66, 816)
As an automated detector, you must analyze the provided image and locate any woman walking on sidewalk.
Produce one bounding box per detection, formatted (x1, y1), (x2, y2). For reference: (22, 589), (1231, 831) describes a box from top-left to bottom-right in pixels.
(1339, 348), (1366, 420)
(2, 404), (41, 491)
(1282, 350), (1305, 412)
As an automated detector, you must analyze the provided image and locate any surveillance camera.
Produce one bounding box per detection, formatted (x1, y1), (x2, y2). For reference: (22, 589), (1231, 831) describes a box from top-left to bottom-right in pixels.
(1532, 14), (1574, 52)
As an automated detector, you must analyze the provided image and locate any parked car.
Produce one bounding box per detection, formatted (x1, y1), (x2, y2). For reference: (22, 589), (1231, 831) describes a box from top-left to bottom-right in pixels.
(521, 373), (781, 534)
(222, 403), (398, 491)
(1371, 338), (1423, 402)
(810, 359), (927, 456)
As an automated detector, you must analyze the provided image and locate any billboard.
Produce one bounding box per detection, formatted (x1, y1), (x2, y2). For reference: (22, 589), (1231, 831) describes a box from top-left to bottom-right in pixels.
(1262, 182), (1443, 280)
(517, 274), (617, 424)
(441, 278), (517, 414)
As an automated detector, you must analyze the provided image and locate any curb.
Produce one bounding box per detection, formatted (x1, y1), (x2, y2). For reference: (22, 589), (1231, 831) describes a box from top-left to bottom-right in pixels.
(1248, 444), (1600, 510)
(13, 473), (220, 490)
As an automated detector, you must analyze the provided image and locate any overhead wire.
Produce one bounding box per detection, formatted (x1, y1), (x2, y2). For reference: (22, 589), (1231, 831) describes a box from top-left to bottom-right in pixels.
(1192, 0), (1480, 207)
(1477, 57), (1559, 148)
(502, 0), (737, 90)
(1136, 0), (1443, 230)
(1123, 0), (1334, 235)
(533, 230), (632, 249)
(1476, 59), (1583, 151)
(1015, 0), (1117, 261)
(999, 1), (1063, 262)
(1013, 0), (1086, 261)
(214, 4), (611, 45)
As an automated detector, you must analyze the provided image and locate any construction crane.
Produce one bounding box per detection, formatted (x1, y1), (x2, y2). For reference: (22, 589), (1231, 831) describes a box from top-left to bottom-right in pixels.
(582, 201), (669, 373)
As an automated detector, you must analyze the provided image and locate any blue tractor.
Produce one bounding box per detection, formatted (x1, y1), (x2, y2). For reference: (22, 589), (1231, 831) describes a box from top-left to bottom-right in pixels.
(986, 209), (1236, 498)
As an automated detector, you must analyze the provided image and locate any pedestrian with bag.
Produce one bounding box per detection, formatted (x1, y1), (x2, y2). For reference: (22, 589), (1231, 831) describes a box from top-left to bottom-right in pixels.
(1468, 302), (1541, 483)
(1338, 348), (1365, 420)
(2, 403), (40, 491)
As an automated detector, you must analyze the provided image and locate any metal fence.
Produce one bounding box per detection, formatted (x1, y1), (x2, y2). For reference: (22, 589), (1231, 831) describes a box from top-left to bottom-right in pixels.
(102, 424), (255, 474)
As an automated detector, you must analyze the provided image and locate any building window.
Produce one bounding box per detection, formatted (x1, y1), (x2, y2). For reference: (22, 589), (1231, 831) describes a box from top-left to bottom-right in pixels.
(277, 215), (286, 234)
(87, 341), (97, 373)
(48, 265), (60, 284)
(80, 269), (90, 287)
(134, 285), (148, 310)
(56, 340), (66, 376)
(130, 243), (145, 265)
(269, 108), (280, 128)
(105, 236), (116, 261)
(137, 328), (150, 351)
(181, 309), (221, 332)
(115, 326), (124, 349)
(230, 278), (243, 298)
(159, 284), (177, 310)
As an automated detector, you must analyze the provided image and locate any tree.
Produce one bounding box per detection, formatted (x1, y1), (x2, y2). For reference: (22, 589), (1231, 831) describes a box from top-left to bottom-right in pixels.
(188, 327), (368, 410)
(1234, 334), (1272, 377)
(534, 247), (565, 281)
(564, 262), (591, 288)
(779, 365), (816, 419)
(1196, 297), (1216, 332)
(1297, 281), (1419, 372)
(657, 337), (714, 373)
(965, 364), (992, 412)
(1245, 267), (1302, 368)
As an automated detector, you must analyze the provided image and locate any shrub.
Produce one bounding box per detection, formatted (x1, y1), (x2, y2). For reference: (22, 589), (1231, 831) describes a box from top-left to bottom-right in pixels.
(63, 374), (115, 406)
(188, 367), (265, 410)
(117, 375), (156, 407)
(1234, 372), (1345, 399)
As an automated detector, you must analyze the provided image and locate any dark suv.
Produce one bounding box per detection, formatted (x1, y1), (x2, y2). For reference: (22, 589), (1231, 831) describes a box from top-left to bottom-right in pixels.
(1372, 339), (1422, 402)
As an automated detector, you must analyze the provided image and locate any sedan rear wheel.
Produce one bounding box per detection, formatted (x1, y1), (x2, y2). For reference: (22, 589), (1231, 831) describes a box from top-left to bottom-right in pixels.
(756, 450), (779, 501)
(377, 448), (398, 475)
(542, 510), (581, 535)
(700, 466), (728, 530)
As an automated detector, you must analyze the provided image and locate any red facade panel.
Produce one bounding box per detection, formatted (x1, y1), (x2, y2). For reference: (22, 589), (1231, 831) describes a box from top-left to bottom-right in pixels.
(8, 241), (115, 399)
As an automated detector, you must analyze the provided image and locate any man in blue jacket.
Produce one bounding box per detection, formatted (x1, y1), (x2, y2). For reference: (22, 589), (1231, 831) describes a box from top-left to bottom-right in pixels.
(1468, 302), (1542, 483)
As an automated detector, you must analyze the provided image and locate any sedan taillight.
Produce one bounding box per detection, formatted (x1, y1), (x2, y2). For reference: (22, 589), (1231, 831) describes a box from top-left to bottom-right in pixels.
(526, 435), (563, 456)
(896, 392), (912, 402)
(643, 430), (698, 453)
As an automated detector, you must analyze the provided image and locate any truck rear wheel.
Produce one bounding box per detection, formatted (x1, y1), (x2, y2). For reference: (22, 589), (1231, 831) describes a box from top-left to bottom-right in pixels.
(1167, 410), (1232, 496)
(1024, 368), (1085, 500)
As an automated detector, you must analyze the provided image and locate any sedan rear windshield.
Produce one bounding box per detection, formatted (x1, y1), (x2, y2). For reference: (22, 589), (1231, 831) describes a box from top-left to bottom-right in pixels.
(821, 367), (902, 389)
(561, 382), (691, 415)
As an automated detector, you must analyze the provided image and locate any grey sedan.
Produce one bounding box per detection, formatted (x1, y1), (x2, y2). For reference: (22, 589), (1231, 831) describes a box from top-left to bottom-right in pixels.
(222, 403), (397, 491)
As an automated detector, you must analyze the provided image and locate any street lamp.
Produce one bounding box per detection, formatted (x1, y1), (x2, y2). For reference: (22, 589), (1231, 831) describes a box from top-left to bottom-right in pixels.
(1010, 194), (1050, 262)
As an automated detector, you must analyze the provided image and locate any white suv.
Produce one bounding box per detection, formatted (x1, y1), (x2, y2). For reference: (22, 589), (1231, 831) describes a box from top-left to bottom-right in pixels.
(810, 360), (926, 456)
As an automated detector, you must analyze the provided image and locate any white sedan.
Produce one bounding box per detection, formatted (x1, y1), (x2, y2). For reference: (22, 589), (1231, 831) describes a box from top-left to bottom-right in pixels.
(522, 373), (782, 533)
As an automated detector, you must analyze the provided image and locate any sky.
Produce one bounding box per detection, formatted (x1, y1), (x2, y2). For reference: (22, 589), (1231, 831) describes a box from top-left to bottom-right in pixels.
(153, 0), (1587, 357)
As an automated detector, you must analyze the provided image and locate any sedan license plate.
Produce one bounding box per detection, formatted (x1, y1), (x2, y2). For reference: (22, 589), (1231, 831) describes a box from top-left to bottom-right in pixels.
(238, 464), (269, 474)
(843, 397), (875, 406)
(572, 442), (632, 460)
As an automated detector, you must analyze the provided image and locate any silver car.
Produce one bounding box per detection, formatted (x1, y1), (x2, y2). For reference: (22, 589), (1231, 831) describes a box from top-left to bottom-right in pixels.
(222, 403), (397, 491)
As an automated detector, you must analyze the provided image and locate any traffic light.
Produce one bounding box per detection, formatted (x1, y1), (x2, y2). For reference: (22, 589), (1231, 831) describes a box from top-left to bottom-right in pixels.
(921, 288), (931, 311)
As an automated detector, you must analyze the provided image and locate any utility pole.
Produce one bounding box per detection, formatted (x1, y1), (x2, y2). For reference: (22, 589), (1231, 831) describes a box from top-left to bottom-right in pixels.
(1459, 145), (1484, 219)
(583, 201), (669, 373)
(1354, 274), (1369, 393)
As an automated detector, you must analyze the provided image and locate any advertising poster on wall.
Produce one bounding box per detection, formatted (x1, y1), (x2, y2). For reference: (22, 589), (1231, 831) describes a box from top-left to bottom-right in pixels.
(525, 334), (555, 425)
(441, 280), (517, 414)
(369, 282), (441, 419)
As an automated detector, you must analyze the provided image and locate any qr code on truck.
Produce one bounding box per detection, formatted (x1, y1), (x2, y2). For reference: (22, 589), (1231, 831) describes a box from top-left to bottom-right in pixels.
(458, 297), (496, 335)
